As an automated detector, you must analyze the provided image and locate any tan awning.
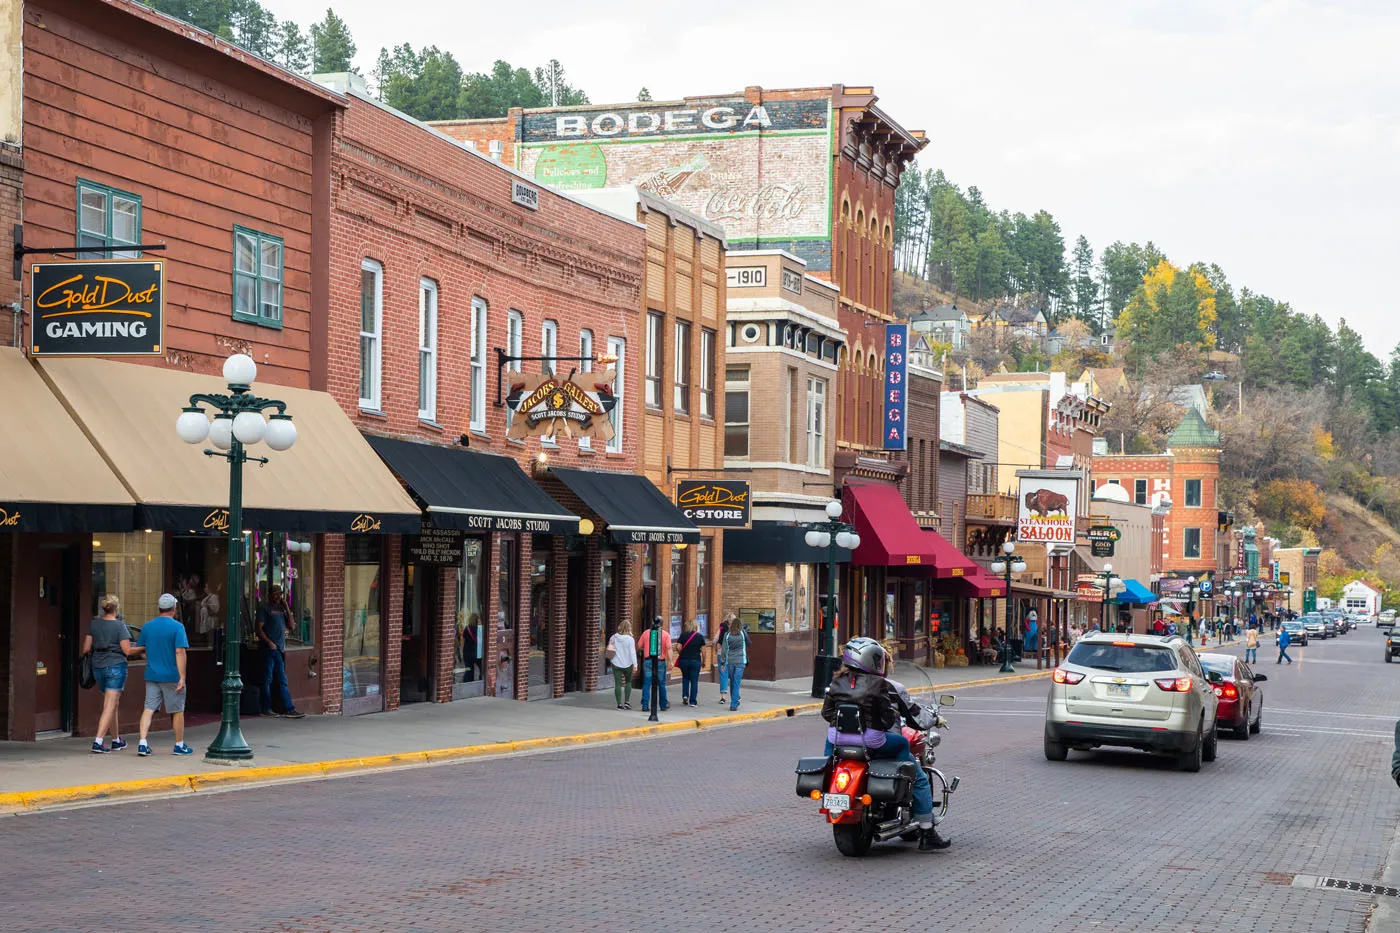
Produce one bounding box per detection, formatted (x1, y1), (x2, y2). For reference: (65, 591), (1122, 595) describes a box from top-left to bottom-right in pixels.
(0, 348), (136, 530)
(37, 357), (420, 534)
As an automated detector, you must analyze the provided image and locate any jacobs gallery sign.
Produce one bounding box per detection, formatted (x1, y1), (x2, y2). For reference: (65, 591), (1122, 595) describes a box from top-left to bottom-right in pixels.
(30, 260), (165, 356)
(882, 323), (909, 451)
(505, 369), (618, 443)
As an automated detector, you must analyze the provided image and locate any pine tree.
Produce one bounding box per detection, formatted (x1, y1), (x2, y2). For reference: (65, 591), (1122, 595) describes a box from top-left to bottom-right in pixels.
(636, 87), (652, 101)
(274, 21), (310, 72)
(310, 8), (356, 73)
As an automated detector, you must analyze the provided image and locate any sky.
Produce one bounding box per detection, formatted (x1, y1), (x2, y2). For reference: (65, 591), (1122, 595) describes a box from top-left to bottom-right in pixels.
(272, 0), (1399, 356)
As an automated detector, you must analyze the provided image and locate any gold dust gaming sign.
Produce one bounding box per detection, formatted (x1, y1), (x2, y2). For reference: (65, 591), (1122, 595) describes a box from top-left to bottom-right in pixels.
(30, 260), (165, 356)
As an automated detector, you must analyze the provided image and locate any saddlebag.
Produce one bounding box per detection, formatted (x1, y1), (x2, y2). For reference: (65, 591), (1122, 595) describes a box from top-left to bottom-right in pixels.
(866, 758), (917, 802)
(794, 757), (830, 797)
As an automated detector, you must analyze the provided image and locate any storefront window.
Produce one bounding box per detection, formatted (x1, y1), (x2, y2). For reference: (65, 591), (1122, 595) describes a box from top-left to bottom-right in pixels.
(343, 536), (383, 703)
(92, 532), (164, 630)
(248, 532), (315, 648)
(167, 533), (315, 649)
(694, 541), (709, 636)
(884, 584), (897, 641)
(669, 546), (687, 637)
(642, 545), (657, 585)
(455, 538), (485, 686)
(798, 564), (812, 631)
(496, 537), (516, 697)
(529, 546), (550, 692)
(783, 565), (796, 632)
(168, 536), (228, 647)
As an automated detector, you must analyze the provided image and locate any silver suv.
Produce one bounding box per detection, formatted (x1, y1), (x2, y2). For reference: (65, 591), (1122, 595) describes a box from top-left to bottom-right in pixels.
(1045, 634), (1221, 772)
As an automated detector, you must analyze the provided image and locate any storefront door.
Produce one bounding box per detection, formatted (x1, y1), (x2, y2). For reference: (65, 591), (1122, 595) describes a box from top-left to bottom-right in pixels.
(565, 555), (585, 693)
(33, 544), (79, 735)
(400, 563), (434, 704)
(527, 548), (551, 699)
(343, 537), (385, 715)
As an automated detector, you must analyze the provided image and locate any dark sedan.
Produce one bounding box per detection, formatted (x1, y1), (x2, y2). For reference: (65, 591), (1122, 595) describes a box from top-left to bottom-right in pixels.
(1198, 653), (1266, 738)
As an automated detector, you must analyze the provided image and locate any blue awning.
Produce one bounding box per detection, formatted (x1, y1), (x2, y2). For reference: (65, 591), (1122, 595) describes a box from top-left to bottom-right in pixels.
(1118, 579), (1157, 605)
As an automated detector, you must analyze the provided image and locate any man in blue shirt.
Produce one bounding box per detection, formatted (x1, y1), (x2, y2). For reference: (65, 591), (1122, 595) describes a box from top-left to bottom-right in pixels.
(136, 594), (193, 755)
(1276, 622), (1293, 665)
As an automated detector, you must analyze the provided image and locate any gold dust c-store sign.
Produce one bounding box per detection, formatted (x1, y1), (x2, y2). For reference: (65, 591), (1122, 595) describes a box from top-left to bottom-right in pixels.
(30, 260), (165, 357)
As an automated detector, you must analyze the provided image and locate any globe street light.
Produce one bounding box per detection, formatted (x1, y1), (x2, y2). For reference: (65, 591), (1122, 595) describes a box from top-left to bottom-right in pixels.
(806, 499), (861, 697)
(989, 540), (1027, 673)
(176, 353), (296, 762)
(1099, 563), (1118, 633)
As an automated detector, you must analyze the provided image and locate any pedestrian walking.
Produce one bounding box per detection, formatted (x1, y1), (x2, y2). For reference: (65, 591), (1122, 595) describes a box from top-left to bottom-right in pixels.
(1245, 625), (1259, 664)
(82, 594), (140, 754)
(675, 619), (704, 707)
(638, 616), (671, 713)
(716, 615), (733, 705)
(136, 594), (193, 756)
(1276, 622), (1293, 664)
(256, 585), (305, 718)
(719, 620), (750, 711)
(606, 621), (637, 710)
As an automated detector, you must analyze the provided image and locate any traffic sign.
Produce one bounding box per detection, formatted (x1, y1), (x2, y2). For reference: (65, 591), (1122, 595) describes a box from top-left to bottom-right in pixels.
(1200, 580), (1213, 594)
(1086, 526), (1121, 542)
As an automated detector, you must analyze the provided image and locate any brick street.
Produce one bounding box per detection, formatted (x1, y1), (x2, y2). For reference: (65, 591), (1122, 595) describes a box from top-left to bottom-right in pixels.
(5, 630), (1400, 933)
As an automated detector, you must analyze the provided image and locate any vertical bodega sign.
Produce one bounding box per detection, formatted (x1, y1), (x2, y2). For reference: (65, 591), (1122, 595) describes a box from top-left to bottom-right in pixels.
(30, 260), (165, 356)
(882, 322), (908, 450)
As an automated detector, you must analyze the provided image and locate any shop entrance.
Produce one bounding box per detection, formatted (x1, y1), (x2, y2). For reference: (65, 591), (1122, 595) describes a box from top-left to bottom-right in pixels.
(400, 564), (435, 704)
(34, 544), (79, 735)
(564, 554), (586, 692)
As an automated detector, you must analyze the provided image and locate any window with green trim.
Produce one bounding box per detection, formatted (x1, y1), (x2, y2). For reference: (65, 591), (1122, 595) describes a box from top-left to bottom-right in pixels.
(233, 227), (284, 327)
(77, 179), (141, 258)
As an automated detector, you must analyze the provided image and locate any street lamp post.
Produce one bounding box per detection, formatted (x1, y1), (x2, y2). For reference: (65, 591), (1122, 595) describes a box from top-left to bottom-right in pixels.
(806, 499), (861, 698)
(990, 541), (1027, 674)
(1184, 576), (1201, 645)
(1099, 563), (1118, 633)
(175, 354), (297, 763)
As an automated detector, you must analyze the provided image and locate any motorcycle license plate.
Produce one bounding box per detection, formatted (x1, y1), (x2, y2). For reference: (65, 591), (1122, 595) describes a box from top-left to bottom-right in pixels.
(823, 793), (851, 811)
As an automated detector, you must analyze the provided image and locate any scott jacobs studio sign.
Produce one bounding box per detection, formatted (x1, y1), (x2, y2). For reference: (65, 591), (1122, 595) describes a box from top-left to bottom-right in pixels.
(31, 260), (164, 356)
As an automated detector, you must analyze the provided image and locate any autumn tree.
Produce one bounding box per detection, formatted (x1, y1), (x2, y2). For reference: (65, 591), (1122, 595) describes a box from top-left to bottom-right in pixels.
(1118, 260), (1217, 363)
(1255, 479), (1326, 529)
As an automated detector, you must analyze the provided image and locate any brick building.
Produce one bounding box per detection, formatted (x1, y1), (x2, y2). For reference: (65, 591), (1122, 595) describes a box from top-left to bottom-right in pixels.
(1092, 409), (1224, 605)
(314, 76), (694, 711)
(1, 0), (423, 741)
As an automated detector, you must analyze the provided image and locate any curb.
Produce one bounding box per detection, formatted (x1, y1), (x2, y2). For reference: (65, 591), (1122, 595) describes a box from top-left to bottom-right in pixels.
(0, 667), (1053, 815)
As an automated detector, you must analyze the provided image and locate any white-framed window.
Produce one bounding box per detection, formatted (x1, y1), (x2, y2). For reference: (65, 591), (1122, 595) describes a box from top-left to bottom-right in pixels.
(418, 278), (438, 421)
(1185, 479), (1202, 508)
(579, 330), (594, 450)
(674, 320), (691, 413)
(358, 259), (382, 410)
(506, 310), (523, 433)
(700, 329), (716, 419)
(1184, 527), (1202, 560)
(725, 366), (750, 458)
(645, 312), (663, 409)
(469, 297), (488, 432)
(541, 319), (558, 375)
(806, 376), (827, 468)
(606, 336), (625, 453)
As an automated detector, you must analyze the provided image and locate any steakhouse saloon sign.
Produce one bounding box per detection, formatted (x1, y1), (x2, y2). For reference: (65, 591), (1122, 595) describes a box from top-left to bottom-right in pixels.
(1016, 475), (1079, 546)
(30, 260), (165, 356)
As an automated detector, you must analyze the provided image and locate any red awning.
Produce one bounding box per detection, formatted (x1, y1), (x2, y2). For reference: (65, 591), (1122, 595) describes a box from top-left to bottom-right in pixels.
(949, 570), (1006, 599)
(847, 483), (976, 576)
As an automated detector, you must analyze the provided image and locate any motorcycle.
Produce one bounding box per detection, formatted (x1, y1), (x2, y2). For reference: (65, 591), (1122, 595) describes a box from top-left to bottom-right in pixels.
(794, 693), (960, 857)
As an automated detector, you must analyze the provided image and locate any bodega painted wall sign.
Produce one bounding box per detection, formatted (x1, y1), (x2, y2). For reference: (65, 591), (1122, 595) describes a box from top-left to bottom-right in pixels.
(30, 260), (165, 356)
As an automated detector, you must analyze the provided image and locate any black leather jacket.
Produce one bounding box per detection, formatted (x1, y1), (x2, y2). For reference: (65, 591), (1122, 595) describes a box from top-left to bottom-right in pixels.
(822, 668), (937, 733)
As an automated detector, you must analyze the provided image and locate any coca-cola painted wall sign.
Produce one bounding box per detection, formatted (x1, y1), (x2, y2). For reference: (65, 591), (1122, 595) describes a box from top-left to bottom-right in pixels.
(518, 96), (833, 270)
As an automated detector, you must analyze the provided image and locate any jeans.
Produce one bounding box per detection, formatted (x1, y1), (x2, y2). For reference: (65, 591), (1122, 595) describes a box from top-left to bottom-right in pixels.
(93, 661), (128, 692)
(727, 662), (746, 709)
(1245, 648), (1258, 663)
(717, 656), (728, 696)
(641, 657), (669, 710)
(678, 659), (701, 704)
(1277, 645), (1293, 663)
(261, 648), (295, 714)
(612, 664), (633, 706)
(825, 732), (934, 822)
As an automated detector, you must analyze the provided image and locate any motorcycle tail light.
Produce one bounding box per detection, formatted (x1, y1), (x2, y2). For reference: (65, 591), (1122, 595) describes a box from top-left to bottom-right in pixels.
(1053, 668), (1085, 685)
(833, 770), (852, 793)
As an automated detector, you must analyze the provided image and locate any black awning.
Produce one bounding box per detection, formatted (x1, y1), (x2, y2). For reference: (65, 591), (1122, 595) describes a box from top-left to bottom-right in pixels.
(366, 435), (578, 535)
(724, 521), (852, 564)
(549, 467), (700, 545)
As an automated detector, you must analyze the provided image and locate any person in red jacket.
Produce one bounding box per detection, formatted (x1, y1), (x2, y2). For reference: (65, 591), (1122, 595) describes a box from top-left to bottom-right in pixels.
(637, 616), (672, 712)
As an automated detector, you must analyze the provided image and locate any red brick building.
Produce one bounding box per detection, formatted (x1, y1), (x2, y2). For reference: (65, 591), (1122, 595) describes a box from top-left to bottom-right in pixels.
(316, 76), (658, 711)
(1, 0), (428, 741)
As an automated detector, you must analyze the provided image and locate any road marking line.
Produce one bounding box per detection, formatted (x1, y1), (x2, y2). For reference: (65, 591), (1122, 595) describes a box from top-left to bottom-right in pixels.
(1271, 708), (1397, 720)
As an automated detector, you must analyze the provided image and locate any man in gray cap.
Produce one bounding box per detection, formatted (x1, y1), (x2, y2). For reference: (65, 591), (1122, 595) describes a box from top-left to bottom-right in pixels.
(136, 593), (193, 756)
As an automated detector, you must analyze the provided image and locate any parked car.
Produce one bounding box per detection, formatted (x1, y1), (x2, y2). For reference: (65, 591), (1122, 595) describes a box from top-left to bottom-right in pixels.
(1203, 371), (1228, 381)
(1323, 618), (1339, 638)
(1381, 611), (1396, 634)
(1385, 633), (1400, 663)
(1198, 653), (1266, 738)
(1281, 620), (1310, 647)
(1045, 634), (1221, 772)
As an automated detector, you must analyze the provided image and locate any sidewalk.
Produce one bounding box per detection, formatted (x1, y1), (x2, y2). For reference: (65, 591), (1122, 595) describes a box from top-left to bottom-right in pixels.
(0, 660), (1049, 813)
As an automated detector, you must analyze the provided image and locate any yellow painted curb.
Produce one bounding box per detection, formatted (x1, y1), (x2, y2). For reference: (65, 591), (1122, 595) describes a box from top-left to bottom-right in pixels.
(0, 666), (1057, 815)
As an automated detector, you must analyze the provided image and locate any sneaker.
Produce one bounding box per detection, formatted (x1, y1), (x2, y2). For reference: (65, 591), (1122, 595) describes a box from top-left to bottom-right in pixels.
(719, 696), (728, 704)
(623, 703), (632, 710)
(173, 743), (194, 756)
(90, 741), (109, 754)
(110, 738), (127, 752)
(282, 710), (306, 719)
(617, 704), (625, 710)
(137, 742), (151, 756)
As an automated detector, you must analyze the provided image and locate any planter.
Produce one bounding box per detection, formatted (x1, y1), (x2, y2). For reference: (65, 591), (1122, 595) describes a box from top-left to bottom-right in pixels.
(932, 651), (946, 668)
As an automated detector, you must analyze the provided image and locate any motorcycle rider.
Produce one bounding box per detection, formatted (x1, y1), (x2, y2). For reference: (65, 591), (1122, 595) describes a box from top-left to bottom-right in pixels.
(821, 637), (950, 851)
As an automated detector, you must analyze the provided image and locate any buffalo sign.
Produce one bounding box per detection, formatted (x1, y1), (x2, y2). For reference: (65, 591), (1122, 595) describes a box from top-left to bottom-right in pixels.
(1017, 475), (1078, 545)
